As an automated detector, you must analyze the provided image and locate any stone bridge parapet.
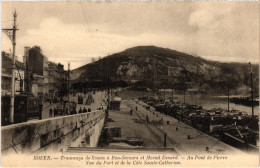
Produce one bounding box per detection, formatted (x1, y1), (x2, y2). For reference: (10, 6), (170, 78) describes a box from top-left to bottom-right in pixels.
(1, 110), (105, 155)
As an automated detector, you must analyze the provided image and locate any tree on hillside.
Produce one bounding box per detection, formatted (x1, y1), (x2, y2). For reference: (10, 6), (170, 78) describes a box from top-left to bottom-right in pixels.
(91, 57), (96, 63)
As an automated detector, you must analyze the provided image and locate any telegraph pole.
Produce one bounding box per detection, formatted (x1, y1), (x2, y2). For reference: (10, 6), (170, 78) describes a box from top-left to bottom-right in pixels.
(2, 10), (18, 123)
(68, 62), (70, 114)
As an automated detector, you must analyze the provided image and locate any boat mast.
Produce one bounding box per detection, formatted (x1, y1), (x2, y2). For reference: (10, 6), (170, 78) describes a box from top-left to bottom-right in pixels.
(227, 87), (230, 112)
(68, 62), (70, 114)
(249, 62), (254, 117)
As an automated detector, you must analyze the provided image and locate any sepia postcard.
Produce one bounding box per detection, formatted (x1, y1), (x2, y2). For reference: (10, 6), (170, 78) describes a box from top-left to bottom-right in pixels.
(1, 0), (259, 167)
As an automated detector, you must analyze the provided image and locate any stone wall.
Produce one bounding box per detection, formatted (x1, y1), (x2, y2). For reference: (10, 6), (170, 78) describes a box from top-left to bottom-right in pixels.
(1, 110), (105, 155)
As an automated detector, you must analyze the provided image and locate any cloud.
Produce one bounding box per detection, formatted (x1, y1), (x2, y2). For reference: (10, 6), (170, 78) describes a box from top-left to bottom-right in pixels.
(189, 4), (232, 29)
(14, 17), (192, 69)
(1, 2), (258, 70)
(188, 3), (259, 62)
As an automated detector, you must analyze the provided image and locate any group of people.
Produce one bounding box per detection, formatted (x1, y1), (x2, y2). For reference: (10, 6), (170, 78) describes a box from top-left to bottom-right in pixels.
(78, 107), (91, 113)
(49, 107), (58, 117)
(49, 106), (103, 117)
(48, 106), (94, 118)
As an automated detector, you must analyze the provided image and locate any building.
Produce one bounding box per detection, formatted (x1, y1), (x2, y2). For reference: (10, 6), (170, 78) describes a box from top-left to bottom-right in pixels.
(23, 46), (67, 100)
(48, 62), (67, 100)
(1, 51), (25, 95)
(2, 46), (66, 99)
(23, 46), (47, 98)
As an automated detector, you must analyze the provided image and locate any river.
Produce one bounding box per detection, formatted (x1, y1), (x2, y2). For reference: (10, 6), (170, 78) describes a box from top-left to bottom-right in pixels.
(163, 91), (259, 116)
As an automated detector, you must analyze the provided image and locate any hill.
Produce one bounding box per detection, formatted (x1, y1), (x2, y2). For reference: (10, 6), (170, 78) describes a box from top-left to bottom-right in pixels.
(70, 46), (259, 94)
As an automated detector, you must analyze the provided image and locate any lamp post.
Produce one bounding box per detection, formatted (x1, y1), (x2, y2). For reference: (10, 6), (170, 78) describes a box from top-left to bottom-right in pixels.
(2, 10), (18, 124)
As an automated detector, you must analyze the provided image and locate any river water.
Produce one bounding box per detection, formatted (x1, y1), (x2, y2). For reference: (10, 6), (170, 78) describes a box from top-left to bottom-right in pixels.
(163, 91), (259, 116)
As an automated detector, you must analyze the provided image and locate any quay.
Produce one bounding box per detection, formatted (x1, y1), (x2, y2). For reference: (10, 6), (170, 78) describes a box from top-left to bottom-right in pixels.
(100, 99), (243, 155)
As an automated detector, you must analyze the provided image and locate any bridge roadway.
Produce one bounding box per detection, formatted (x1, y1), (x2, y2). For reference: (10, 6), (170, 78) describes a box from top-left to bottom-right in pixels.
(103, 99), (243, 155)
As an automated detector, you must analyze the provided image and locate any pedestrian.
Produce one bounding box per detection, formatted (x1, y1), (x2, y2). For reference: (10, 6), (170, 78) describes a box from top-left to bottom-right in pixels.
(105, 109), (109, 118)
(54, 107), (58, 117)
(49, 108), (53, 117)
(130, 109), (133, 115)
(88, 108), (91, 112)
(39, 102), (43, 120)
(65, 108), (68, 115)
(78, 107), (83, 113)
(146, 115), (149, 123)
(83, 107), (87, 113)
(72, 109), (77, 114)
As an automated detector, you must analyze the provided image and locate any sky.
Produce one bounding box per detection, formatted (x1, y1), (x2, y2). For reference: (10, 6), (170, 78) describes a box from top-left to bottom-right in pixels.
(1, 1), (259, 70)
